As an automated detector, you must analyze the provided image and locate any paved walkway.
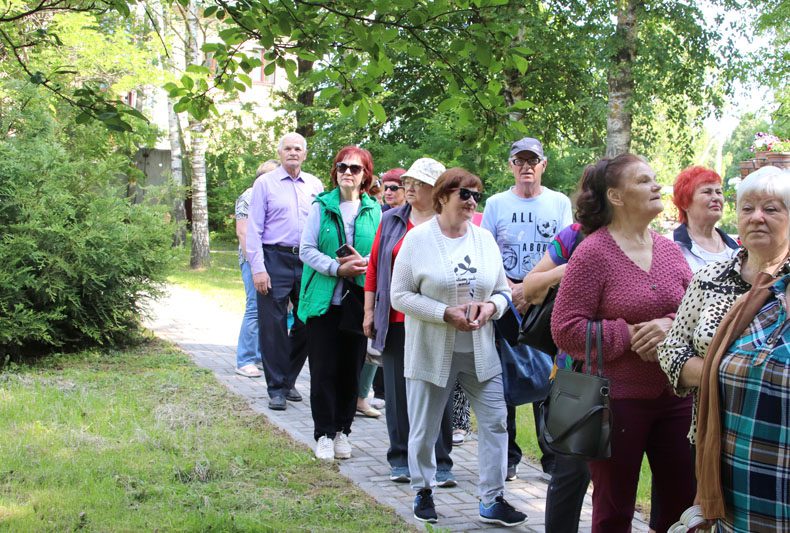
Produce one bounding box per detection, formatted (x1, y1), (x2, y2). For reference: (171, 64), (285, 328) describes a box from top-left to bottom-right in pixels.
(145, 285), (649, 532)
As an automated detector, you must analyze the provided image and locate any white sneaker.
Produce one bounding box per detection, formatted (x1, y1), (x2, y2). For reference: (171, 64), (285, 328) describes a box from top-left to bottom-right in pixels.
(369, 397), (386, 410)
(315, 436), (334, 461)
(334, 433), (352, 459)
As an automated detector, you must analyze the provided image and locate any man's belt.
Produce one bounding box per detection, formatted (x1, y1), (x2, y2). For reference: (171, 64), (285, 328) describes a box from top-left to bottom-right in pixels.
(268, 244), (299, 255)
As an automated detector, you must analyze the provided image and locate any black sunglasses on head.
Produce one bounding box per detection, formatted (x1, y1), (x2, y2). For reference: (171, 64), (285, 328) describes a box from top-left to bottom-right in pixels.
(458, 188), (482, 202)
(336, 162), (363, 175)
(383, 184), (404, 192)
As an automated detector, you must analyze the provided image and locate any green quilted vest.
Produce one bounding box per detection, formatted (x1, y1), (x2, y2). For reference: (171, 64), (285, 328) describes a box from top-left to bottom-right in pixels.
(297, 189), (381, 321)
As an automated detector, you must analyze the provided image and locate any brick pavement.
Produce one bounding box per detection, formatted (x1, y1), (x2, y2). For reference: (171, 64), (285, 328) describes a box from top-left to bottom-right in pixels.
(145, 285), (649, 532)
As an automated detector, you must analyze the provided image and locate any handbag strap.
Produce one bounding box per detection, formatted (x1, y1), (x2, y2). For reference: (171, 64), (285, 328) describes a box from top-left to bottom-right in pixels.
(494, 291), (522, 325)
(585, 321), (605, 377)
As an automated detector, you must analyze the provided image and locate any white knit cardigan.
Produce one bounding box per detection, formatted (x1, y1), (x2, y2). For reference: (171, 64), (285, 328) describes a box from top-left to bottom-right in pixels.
(390, 216), (511, 388)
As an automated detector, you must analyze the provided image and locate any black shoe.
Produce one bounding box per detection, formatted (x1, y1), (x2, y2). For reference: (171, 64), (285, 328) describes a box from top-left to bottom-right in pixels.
(269, 395), (286, 411)
(479, 495), (527, 527)
(413, 488), (437, 523)
(286, 388), (302, 402)
(506, 464), (518, 481)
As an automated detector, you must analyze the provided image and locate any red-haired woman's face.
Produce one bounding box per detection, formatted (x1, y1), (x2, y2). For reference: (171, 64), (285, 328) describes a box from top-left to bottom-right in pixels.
(686, 182), (724, 226)
(336, 154), (365, 193)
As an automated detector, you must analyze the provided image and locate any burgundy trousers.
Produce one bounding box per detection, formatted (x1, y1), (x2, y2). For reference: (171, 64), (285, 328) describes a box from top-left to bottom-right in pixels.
(588, 391), (694, 533)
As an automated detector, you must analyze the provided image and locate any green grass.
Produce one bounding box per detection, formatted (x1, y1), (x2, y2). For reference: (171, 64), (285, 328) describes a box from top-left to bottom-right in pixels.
(513, 404), (653, 517)
(167, 239), (245, 314)
(0, 340), (409, 532)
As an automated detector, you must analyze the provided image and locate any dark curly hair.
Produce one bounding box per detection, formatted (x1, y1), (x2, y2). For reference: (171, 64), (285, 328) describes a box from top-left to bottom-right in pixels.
(575, 153), (646, 234)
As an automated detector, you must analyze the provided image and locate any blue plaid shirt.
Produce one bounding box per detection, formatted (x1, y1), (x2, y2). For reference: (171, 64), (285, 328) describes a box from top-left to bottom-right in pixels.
(718, 273), (790, 532)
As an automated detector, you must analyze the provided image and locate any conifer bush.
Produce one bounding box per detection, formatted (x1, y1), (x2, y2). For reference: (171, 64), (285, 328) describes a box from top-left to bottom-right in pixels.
(0, 104), (173, 361)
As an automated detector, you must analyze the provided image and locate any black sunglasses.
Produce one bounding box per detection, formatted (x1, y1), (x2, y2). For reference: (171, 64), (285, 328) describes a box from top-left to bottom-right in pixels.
(336, 162), (363, 175)
(383, 184), (404, 192)
(458, 188), (482, 202)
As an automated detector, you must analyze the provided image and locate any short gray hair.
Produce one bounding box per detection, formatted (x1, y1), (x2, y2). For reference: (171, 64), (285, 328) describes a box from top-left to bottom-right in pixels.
(278, 132), (307, 151)
(736, 165), (790, 211)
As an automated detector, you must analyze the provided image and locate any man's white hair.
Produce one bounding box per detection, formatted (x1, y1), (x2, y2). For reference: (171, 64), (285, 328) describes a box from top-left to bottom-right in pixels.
(737, 165), (790, 210)
(278, 132), (307, 151)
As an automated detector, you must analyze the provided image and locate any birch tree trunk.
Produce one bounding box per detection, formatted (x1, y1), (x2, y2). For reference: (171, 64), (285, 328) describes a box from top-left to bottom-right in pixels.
(605, 0), (639, 157)
(185, 0), (210, 268)
(167, 98), (187, 246)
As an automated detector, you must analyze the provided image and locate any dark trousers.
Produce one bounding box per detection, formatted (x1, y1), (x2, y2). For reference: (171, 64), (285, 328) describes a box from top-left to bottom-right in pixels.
(381, 323), (453, 470)
(589, 392), (694, 533)
(545, 454), (591, 533)
(256, 246), (308, 398)
(372, 366), (385, 399)
(306, 306), (366, 441)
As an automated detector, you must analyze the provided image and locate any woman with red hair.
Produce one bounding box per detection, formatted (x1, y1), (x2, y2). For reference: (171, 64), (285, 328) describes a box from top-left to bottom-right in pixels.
(672, 166), (739, 272)
(298, 145), (381, 461)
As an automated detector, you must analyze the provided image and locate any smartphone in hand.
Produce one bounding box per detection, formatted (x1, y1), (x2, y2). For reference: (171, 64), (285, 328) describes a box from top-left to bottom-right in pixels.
(335, 244), (353, 258)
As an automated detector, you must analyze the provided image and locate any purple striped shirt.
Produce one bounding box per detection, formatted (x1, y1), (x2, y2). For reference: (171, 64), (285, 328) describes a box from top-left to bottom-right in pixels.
(245, 165), (324, 274)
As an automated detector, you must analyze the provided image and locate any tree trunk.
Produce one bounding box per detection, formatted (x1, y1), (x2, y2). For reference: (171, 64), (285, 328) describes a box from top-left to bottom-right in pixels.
(295, 57), (314, 139)
(188, 119), (210, 268)
(605, 0), (639, 157)
(185, 0), (210, 268)
(168, 98), (187, 247)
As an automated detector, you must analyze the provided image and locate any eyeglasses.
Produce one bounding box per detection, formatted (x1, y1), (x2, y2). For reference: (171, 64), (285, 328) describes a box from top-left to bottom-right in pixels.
(383, 184), (404, 192)
(510, 157), (542, 167)
(403, 178), (426, 189)
(458, 188), (482, 203)
(336, 162), (363, 175)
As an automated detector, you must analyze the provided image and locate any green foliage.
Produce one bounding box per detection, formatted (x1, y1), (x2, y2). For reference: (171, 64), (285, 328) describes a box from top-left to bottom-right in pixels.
(204, 113), (278, 235)
(0, 91), (174, 360)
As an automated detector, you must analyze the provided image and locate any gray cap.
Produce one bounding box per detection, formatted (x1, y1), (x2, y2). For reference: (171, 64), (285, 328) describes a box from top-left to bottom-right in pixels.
(509, 137), (545, 160)
(402, 158), (446, 187)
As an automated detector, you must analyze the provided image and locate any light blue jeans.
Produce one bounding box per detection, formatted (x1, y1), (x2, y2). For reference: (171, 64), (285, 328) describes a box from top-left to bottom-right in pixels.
(236, 260), (262, 368)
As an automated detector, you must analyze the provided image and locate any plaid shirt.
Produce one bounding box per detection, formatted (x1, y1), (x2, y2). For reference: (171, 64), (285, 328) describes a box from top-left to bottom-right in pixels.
(718, 273), (790, 532)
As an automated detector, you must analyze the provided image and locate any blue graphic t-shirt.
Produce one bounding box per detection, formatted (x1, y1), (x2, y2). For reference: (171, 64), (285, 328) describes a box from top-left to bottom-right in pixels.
(481, 187), (573, 280)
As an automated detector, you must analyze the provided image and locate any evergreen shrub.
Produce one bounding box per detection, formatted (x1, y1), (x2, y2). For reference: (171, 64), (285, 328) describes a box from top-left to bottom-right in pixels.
(0, 112), (173, 361)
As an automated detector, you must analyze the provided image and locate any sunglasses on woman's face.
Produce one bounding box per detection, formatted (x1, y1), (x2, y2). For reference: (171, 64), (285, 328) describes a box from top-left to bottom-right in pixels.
(458, 188), (481, 203)
(336, 162), (363, 175)
(383, 184), (404, 192)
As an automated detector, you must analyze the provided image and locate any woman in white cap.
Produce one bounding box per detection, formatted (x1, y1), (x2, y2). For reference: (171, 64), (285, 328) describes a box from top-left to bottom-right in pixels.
(363, 158), (457, 486)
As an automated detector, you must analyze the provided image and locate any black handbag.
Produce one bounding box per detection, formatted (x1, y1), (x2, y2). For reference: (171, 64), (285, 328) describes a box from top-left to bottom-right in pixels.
(338, 278), (365, 336)
(518, 229), (584, 355)
(333, 216), (365, 336)
(517, 285), (558, 355)
(540, 321), (612, 460)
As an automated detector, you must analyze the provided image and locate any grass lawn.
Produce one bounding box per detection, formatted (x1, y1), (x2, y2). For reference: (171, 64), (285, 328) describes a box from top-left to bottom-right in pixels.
(0, 340), (409, 531)
(166, 238), (245, 314)
(513, 404), (653, 517)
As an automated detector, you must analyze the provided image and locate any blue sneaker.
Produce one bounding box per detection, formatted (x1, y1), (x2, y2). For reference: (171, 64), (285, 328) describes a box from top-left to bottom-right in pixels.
(436, 469), (457, 488)
(479, 495), (527, 527)
(413, 488), (437, 523)
(389, 466), (410, 483)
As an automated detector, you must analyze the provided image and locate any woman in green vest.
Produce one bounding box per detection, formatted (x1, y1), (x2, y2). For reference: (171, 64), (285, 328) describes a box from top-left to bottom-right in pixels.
(298, 146), (382, 462)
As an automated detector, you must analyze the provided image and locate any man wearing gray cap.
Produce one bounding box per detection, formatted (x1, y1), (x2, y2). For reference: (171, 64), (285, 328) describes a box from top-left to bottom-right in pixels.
(481, 137), (572, 480)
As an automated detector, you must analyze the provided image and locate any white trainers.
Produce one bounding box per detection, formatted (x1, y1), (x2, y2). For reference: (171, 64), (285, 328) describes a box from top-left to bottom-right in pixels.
(315, 436), (334, 461)
(235, 364), (262, 378)
(334, 433), (352, 459)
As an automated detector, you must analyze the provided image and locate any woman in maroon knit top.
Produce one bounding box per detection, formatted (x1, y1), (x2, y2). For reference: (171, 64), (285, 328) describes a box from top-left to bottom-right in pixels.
(551, 154), (695, 533)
